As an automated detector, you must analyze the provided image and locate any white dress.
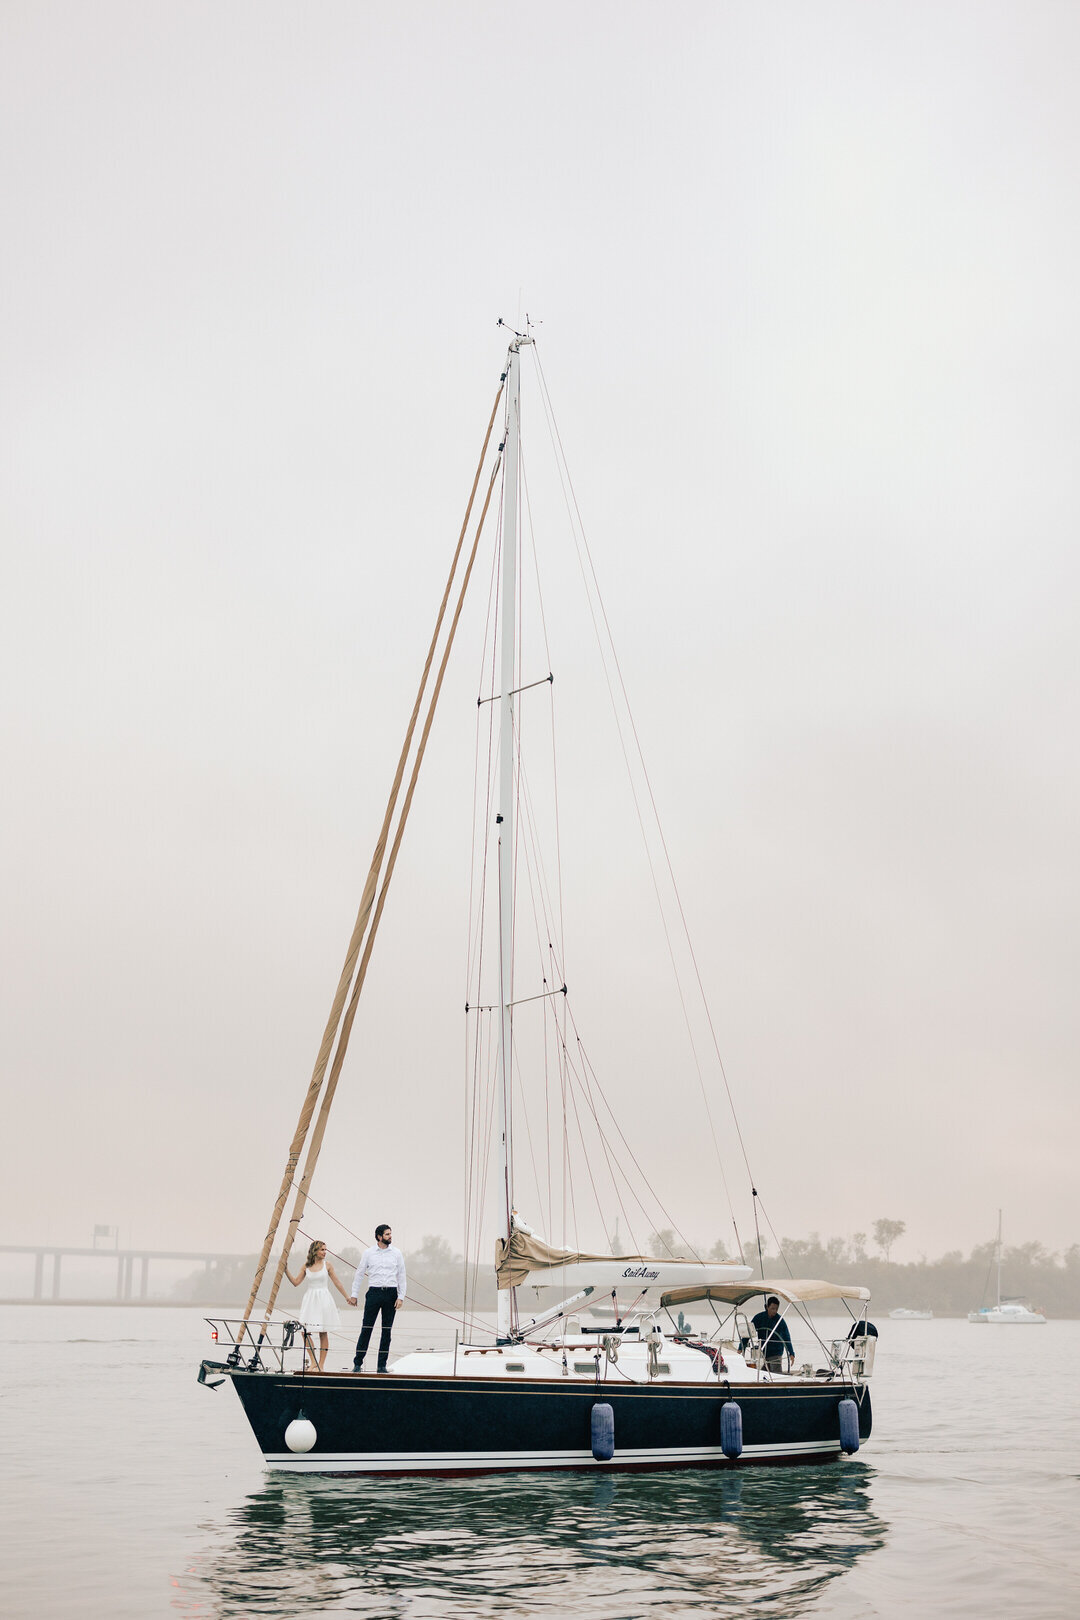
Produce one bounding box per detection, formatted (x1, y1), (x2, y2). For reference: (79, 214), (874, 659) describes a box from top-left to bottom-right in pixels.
(296, 1264), (341, 1332)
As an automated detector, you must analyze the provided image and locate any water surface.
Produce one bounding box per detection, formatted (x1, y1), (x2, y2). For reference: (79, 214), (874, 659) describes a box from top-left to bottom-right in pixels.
(2, 1307), (1076, 1617)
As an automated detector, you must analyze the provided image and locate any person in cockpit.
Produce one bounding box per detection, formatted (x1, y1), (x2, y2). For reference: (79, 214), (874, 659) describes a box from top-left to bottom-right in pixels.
(749, 1295), (794, 1374)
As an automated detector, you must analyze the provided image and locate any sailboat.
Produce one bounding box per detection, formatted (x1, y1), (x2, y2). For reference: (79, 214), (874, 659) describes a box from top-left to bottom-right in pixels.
(968, 1212), (1046, 1324)
(198, 331), (876, 1474)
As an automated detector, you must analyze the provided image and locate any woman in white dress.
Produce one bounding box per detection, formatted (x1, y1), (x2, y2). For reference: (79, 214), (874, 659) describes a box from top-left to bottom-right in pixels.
(285, 1240), (351, 1372)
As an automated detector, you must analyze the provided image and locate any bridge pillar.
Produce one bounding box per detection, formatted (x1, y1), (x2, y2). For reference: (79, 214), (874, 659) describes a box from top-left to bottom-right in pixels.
(52, 1253), (61, 1299)
(34, 1253), (43, 1300)
(140, 1256), (149, 1300)
(116, 1255), (124, 1299)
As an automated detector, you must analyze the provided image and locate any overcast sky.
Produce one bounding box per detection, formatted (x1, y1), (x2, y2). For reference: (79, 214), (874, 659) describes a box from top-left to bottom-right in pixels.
(2, 1), (1077, 1272)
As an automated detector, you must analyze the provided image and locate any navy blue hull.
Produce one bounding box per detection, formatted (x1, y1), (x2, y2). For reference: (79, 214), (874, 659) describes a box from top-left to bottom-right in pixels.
(207, 1365), (872, 1476)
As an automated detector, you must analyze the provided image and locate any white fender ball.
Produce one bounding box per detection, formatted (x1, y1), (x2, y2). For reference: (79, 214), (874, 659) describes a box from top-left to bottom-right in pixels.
(285, 1417), (317, 1453)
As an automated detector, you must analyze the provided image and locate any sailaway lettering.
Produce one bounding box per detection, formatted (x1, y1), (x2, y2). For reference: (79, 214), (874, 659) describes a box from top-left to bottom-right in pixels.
(621, 1265), (660, 1280)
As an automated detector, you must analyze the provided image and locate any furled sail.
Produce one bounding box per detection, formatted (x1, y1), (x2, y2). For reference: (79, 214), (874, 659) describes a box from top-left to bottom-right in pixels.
(496, 1228), (695, 1290)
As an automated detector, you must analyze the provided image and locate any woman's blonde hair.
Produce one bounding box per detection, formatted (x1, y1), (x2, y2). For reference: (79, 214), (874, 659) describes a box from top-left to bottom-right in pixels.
(306, 1239), (326, 1268)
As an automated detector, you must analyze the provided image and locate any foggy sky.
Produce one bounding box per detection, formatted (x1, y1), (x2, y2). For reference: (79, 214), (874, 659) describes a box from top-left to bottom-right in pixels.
(2, 1), (1078, 1269)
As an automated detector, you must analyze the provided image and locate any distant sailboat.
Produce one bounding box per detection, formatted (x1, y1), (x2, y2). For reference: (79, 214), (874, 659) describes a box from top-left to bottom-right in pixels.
(888, 1308), (932, 1320)
(968, 1212), (1046, 1325)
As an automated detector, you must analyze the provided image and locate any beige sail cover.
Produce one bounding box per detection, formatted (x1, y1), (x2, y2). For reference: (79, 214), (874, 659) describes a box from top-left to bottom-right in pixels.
(495, 1230), (694, 1290)
(659, 1277), (870, 1309)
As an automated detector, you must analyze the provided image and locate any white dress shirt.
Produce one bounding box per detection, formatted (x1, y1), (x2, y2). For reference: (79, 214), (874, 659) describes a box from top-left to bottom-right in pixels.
(352, 1243), (407, 1300)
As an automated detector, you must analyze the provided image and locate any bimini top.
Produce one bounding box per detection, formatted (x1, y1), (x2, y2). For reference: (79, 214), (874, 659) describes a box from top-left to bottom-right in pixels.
(660, 1278), (871, 1310)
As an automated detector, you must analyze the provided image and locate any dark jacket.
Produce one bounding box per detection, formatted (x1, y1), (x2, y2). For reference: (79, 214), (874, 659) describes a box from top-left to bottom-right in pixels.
(751, 1308), (793, 1358)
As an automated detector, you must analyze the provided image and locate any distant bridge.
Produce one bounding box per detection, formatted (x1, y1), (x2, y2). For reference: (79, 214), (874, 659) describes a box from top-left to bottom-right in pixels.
(0, 1243), (251, 1304)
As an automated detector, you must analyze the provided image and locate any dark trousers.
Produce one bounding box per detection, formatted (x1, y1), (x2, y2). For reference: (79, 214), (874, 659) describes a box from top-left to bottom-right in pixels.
(355, 1287), (397, 1369)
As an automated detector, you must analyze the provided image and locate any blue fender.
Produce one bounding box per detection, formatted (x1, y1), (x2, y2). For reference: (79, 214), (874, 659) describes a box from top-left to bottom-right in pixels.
(591, 1401), (615, 1462)
(838, 1397), (860, 1454)
(720, 1400), (743, 1459)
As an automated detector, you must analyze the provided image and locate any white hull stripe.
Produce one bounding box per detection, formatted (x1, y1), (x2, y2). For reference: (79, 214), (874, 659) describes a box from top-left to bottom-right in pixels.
(263, 1439), (840, 1473)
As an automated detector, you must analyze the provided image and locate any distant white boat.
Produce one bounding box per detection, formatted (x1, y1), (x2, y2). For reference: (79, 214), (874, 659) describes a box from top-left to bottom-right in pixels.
(968, 1303), (1046, 1325)
(888, 1308), (932, 1320)
(967, 1212), (1046, 1325)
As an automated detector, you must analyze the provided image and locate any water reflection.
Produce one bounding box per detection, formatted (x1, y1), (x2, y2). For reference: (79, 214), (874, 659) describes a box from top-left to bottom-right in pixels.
(178, 1464), (885, 1618)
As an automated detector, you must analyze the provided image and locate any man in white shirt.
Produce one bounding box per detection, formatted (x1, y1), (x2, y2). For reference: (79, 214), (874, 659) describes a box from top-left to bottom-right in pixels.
(349, 1223), (407, 1372)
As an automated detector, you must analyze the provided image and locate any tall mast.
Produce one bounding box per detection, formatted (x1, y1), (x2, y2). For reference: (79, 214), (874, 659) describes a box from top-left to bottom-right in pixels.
(996, 1208), (1003, 1308)
(496, 337), (528, 1338)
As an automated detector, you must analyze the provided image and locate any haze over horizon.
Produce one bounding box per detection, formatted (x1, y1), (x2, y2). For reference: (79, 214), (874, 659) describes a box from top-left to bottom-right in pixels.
(2, 3), (1077, 1269)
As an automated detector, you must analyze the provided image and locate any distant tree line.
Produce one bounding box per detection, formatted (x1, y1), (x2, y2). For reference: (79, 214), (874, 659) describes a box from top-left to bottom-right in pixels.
(174, 1225), (1080, 1317)
(712, 1228), (1080, 1317)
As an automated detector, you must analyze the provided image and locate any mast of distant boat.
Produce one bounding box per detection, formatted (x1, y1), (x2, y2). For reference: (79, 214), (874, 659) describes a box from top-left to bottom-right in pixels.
(996, 1208), (1003, 1310)
(496, 334), (530, 1342)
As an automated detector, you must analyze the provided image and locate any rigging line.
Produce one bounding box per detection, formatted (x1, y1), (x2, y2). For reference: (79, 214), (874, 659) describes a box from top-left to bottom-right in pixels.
(509, 771), (561, 1240)
(559, 994), (570, 1252)
(463, 522), (501, 1030)
(555, 1023), (648, 1256)
(530, 935), (696, 1251)
(243, 381), (506, 1326)
(530, 517), (734, 1228)
(262, 458), (503, 1327)
(558, 1038), (677, 1249)
(516, 435), (564, 947)
(512, 718), (565, 976)
(477, 673), (553, 706)
(551, 1018), (581, 1254)
(511, 766), (558, 980)
(510, 1041), (544, 1230)
(463, 699), (494, 1314)
(528, 372), (715, 1059)
(464, 1008), (486, 1289)
(569, 1064), (643, 1257)
(752, 1196), (765, 1280)
(465, 1009), (495, 1323)
(496, 667), (562, 1233)
(752, 1190), (795, 1280)
(469, 1018), (500, 1318)
(464, 661), (498, 1271)
(463, 478), (503, 1319)
(462, 1017), (478, 1325)
(550, 1023), (658, 1237)
(561, 1074), (611, 1247)
(467, 985), (566, 1012)
(531, 350), (746, 1251)
(539, 995), (652, 1248)
(543, 946), (554, 1245)
(524, 816), (744, 1257)
(564, 1016), (703, 1260)
(464, 512), (502, 999)
(534, 350), (755, 1183)
(462, 1011), (486, 1328)
(463, 604), (499, 1318)
(518, 436), (554, 683)
(467, 1010), (497, 1296)
(519, 425), (568, 974)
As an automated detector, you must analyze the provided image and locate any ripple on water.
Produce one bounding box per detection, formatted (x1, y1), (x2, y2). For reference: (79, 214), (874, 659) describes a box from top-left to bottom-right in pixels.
(175, 1464), (886, 1619)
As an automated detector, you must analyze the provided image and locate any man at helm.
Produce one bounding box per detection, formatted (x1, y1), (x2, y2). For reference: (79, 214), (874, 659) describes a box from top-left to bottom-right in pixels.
(750, 1295), (794, 1375)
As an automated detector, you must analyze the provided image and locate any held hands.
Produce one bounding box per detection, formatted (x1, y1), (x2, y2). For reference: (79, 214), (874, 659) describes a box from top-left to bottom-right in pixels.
(348, 1296), (358, 1306)
(394, 1298), (403, 1311)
